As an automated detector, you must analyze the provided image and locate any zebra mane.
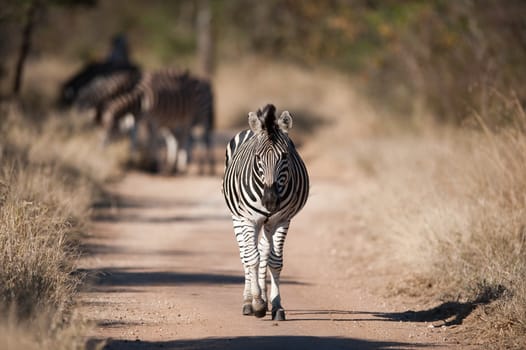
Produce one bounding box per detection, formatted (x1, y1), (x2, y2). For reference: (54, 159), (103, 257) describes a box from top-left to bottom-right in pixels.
(257, 104), (278, 137)
(249, 103), (293, 141)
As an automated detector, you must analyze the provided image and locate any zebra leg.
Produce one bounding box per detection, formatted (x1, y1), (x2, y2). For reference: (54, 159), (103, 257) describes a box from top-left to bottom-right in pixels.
(267, 220), (290, 321)
(157, 127), (178, 174)
(258, 231), (271, 308)
(129, 118), (138, 154)
(145, 120), (161, 173)
(233, 217), (265, 316)
(232, 217), (266, 318)
(175, 128), (191, 174)
(241, 264), (253, 315)
(233, 221), (252, 315)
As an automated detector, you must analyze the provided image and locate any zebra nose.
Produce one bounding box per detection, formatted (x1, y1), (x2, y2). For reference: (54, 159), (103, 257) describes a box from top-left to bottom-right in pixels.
(262, 183), (280, 213)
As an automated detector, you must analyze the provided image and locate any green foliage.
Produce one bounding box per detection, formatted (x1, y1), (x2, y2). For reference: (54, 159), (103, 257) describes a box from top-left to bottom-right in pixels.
(138, 5), (196, 64)
(212, 0), (526, 123)
(3, 0), (525, 120)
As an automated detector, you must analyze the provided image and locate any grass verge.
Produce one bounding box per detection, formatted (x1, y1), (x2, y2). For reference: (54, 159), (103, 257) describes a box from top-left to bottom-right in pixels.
(348, 96), (526, 348)
(0, 103), (126, 349)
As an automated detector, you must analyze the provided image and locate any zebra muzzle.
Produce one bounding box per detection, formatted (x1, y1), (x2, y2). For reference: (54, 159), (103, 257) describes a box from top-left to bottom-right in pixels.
(262, 183), (280, 213)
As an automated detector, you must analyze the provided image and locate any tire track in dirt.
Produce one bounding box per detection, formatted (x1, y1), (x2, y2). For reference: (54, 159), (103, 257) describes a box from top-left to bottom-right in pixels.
(79, 169), (460, 350)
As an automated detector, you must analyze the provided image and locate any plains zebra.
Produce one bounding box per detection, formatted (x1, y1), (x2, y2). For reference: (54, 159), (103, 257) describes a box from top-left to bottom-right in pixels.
(59, 34), (137, 109)
(222, 104), (309, 320)
(75, 69), (141, 124)
(101, 69), (215, 174)
(59, 61), (140, 108)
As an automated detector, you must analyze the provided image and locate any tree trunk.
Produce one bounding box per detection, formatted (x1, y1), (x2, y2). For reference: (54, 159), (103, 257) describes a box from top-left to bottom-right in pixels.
(197, 0), (214, 78)
(12, 1), (39, 98)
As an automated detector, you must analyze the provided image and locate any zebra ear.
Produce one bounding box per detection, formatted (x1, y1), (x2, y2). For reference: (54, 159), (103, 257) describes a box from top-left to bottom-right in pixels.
(248, 112), (263, 133)
(278, 111), (293, 133)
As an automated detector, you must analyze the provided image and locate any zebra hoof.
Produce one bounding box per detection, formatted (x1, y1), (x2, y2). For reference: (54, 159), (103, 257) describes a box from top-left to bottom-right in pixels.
(252, 299), (267, 318)
(272, 308), (286, 321)
(254, 308), (267, 318)
(242, 304), (254, 316)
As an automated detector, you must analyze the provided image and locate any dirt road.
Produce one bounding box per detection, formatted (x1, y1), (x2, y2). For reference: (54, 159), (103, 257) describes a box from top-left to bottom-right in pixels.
(79, 160), (461, 349)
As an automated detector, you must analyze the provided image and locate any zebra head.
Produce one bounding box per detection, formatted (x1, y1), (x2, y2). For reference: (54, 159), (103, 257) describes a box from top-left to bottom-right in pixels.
(248, 104), (293, 213)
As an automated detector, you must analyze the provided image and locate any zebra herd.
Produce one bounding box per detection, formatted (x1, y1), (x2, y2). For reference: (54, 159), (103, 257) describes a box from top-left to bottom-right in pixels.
(62, 39), (310, 321)
(60, 44), (214, 174)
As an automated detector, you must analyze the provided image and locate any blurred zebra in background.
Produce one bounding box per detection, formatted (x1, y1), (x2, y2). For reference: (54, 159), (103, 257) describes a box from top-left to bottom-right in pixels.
(222, 104), (309, 320)
(74, 69), (141, 124)
(58, 34), (141, 124)
(101, 69), (215, 175)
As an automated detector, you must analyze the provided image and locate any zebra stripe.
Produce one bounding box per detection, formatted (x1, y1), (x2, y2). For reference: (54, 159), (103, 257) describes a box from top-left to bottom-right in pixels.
(75, 70), (141, 124)
(59, 61), (139, 107)
(222, 104), (309, 320)
(102, 69), (215, 174)
(59, 35), (137, 108)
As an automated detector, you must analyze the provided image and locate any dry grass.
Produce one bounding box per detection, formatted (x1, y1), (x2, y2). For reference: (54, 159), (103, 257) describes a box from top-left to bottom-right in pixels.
(214, 56), (380, 134)
(338, 96), (526, 348)
(0, 103), (126, 349)
(0, 311), (88, 350)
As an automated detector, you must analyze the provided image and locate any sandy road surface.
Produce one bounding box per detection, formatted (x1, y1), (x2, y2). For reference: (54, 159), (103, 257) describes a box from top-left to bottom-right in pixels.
(79, 162), (461, 349)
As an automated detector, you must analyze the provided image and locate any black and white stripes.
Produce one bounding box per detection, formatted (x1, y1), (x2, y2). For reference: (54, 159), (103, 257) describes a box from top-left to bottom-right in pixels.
(75, 70), (141, 124)
(59, 61), (140, 109)
(222, 104), (309, 320)
(101, 69), (215, 174)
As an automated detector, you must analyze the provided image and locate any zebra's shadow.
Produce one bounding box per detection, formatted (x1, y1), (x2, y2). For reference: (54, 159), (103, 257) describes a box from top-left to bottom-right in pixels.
(279, 309), (372, 322)
(284, 288), (502, 326)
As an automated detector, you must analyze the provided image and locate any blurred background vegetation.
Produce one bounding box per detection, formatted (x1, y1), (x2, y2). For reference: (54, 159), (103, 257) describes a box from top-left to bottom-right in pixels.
(1, 0), (525, 123)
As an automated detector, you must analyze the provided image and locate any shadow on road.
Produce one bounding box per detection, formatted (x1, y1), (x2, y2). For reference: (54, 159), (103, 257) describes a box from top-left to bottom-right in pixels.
(92, 213), (230, 223)
(275, 302), (490, 326)
(93, 193), (201, 210)
(79, 242), (192, 257)
(79, 267), (305, 290)
(87, 335), (432, 350)
(364, 283), (505, 327)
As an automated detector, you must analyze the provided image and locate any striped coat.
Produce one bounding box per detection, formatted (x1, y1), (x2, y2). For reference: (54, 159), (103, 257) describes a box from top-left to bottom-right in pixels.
(222, 104), (309, 320)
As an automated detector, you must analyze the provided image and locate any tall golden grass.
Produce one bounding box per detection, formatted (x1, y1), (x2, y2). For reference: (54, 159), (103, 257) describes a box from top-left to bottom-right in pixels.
(0, 103), (125, 349)
(345, 94), (526, 348)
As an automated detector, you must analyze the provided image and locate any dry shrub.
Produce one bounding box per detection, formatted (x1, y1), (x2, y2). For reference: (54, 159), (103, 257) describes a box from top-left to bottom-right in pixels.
(2, 106), (127, 185)
(438, 107), (526, 347)
(354, 96), (526, 348)
(0, 311), (88, 350)
(0, 159), (87, 318)
(0, 103), (125, 348)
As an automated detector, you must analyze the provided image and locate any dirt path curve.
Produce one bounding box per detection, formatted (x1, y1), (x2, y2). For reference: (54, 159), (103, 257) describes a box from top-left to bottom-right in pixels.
(80, 166), (458, 349)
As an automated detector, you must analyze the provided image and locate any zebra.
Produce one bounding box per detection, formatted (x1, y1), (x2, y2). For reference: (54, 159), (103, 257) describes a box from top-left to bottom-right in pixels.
(58, 34), (139, 110)
(222, 104), (310, 320)
(101, 69), (215, 174)
(75, 69), (141, 124)
(58, 60), (140, 109)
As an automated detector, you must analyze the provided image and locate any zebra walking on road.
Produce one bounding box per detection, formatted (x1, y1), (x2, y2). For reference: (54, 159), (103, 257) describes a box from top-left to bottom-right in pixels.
(222, 104), (309, 320)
